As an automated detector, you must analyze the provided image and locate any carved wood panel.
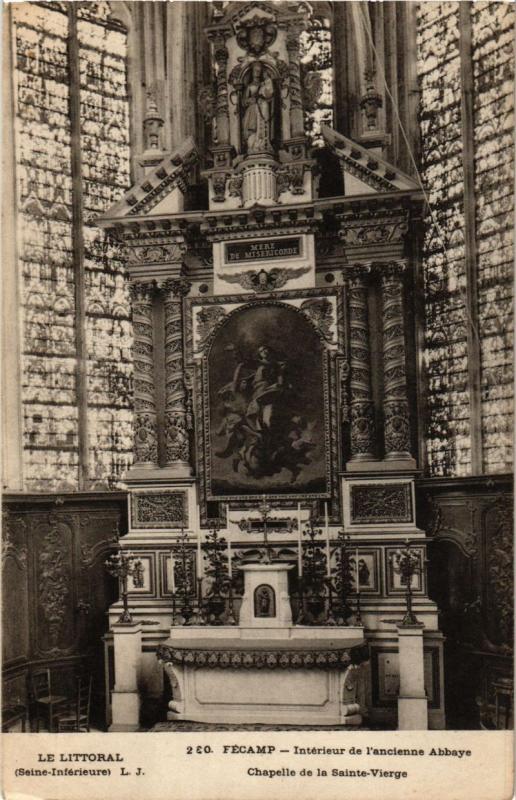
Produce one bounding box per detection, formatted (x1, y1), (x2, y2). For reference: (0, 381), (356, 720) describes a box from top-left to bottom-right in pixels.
(420, 476), (513, 728)
(33, 515), (77, 656)
(2, 513), (29, 665)
(2, 494), (125, 727)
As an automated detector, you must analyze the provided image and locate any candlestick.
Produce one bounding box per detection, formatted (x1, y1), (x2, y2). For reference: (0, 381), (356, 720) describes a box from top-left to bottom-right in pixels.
(226, 583), (237, 625)
(355, 549), (359, 591)
(197, 528), (202, 572)
(297, 503), (303, 576)
(325, 502), (331, 577)
(170, 552), (176, 594)
(326, 578), (337, 626)
(196, 577), (207, 625)
(171, 590), (177, 626)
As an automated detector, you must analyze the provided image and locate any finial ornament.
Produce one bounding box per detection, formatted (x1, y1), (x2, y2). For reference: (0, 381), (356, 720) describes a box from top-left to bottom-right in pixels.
(143, 88), (164, 151)
(360, 68), (383, 131)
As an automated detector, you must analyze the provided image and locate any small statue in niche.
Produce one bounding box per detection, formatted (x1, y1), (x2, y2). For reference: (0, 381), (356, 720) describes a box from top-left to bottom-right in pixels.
(242, 61), (275, 154)
(254, 584), (275, 617)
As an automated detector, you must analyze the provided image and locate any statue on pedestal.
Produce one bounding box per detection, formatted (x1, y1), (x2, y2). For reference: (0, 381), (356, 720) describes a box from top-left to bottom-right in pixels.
(242, 61), (274, 154)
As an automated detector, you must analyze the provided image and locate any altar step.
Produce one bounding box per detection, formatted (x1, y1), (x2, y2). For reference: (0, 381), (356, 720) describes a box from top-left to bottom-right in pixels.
(150, 721), (370, 731)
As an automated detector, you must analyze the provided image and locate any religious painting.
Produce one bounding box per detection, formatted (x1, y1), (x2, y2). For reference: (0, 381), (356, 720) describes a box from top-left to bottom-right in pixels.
(126, 553), (154, 596)
(349, 549), (380, 595)
(205, 303), (330, 500)
(161, 551), (197, 598)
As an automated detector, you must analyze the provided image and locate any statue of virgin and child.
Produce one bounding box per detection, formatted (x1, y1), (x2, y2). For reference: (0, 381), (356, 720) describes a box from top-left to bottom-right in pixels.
(241, 61), (275, 154)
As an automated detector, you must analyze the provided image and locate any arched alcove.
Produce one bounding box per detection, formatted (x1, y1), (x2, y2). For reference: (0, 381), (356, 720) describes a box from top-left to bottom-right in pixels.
(254, 584), (276, 618)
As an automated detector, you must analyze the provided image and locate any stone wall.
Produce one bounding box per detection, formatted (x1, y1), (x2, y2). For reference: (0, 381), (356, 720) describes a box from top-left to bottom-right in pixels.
(11, 1), (133, 491)
(417, 1), (513, 477)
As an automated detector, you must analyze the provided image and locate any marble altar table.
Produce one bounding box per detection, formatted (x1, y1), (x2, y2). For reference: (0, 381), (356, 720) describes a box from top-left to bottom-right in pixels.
(157, 627), (368, 726)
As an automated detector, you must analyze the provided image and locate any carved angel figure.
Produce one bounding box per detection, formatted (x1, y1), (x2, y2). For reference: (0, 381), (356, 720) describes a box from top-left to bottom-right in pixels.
(219, 266), (310, 293)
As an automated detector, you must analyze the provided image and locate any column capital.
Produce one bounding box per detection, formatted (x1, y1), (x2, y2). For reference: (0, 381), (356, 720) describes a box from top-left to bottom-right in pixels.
(129, 280), (157, 301)
(160, 278), (192, 300)
(345, 263), (373, 286)
(378, 260), (408, 281)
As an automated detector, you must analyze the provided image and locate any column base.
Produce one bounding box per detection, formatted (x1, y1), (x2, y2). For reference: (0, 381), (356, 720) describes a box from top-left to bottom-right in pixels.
(384, 454), (417, 469)
(162, 462), (193, 478)
(346, 458), (417, 473)
(125, 464), (192, 482)
(125, 465), (161, 481)
(345, 458), (382, 473)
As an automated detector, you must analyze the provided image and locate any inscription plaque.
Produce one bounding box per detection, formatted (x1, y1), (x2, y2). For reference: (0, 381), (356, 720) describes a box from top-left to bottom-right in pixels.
(225, 237), (301, 264)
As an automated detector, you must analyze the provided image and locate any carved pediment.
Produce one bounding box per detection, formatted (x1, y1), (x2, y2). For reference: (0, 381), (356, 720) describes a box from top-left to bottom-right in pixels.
(321, 125), (420, 196)
(96, 137), (199, 222)
(220, 1), (280, 29)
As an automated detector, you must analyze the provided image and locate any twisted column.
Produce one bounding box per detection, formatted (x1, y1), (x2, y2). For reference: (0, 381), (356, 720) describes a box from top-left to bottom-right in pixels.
(381, 262), (412, 459)
(130, 282), (158, 467)
(348, 267), (376, 461)
(162, 279), (192, 474)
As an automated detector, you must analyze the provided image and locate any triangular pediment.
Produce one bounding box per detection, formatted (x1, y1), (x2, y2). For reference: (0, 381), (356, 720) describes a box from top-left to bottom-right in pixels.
(97, 137), (199, 222)
(321, 125), (420, 196)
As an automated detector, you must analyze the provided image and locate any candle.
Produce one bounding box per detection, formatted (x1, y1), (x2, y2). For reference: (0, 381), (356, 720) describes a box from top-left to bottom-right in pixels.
(197, 527), (202, 570)
(297, 503), (303, 576)
(325, 502), (331, 577)
(227, 533), (232, 579)
(170, 552), (176, 594)
(355, 549), (360, 591)
(226, 505), (232, 579)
